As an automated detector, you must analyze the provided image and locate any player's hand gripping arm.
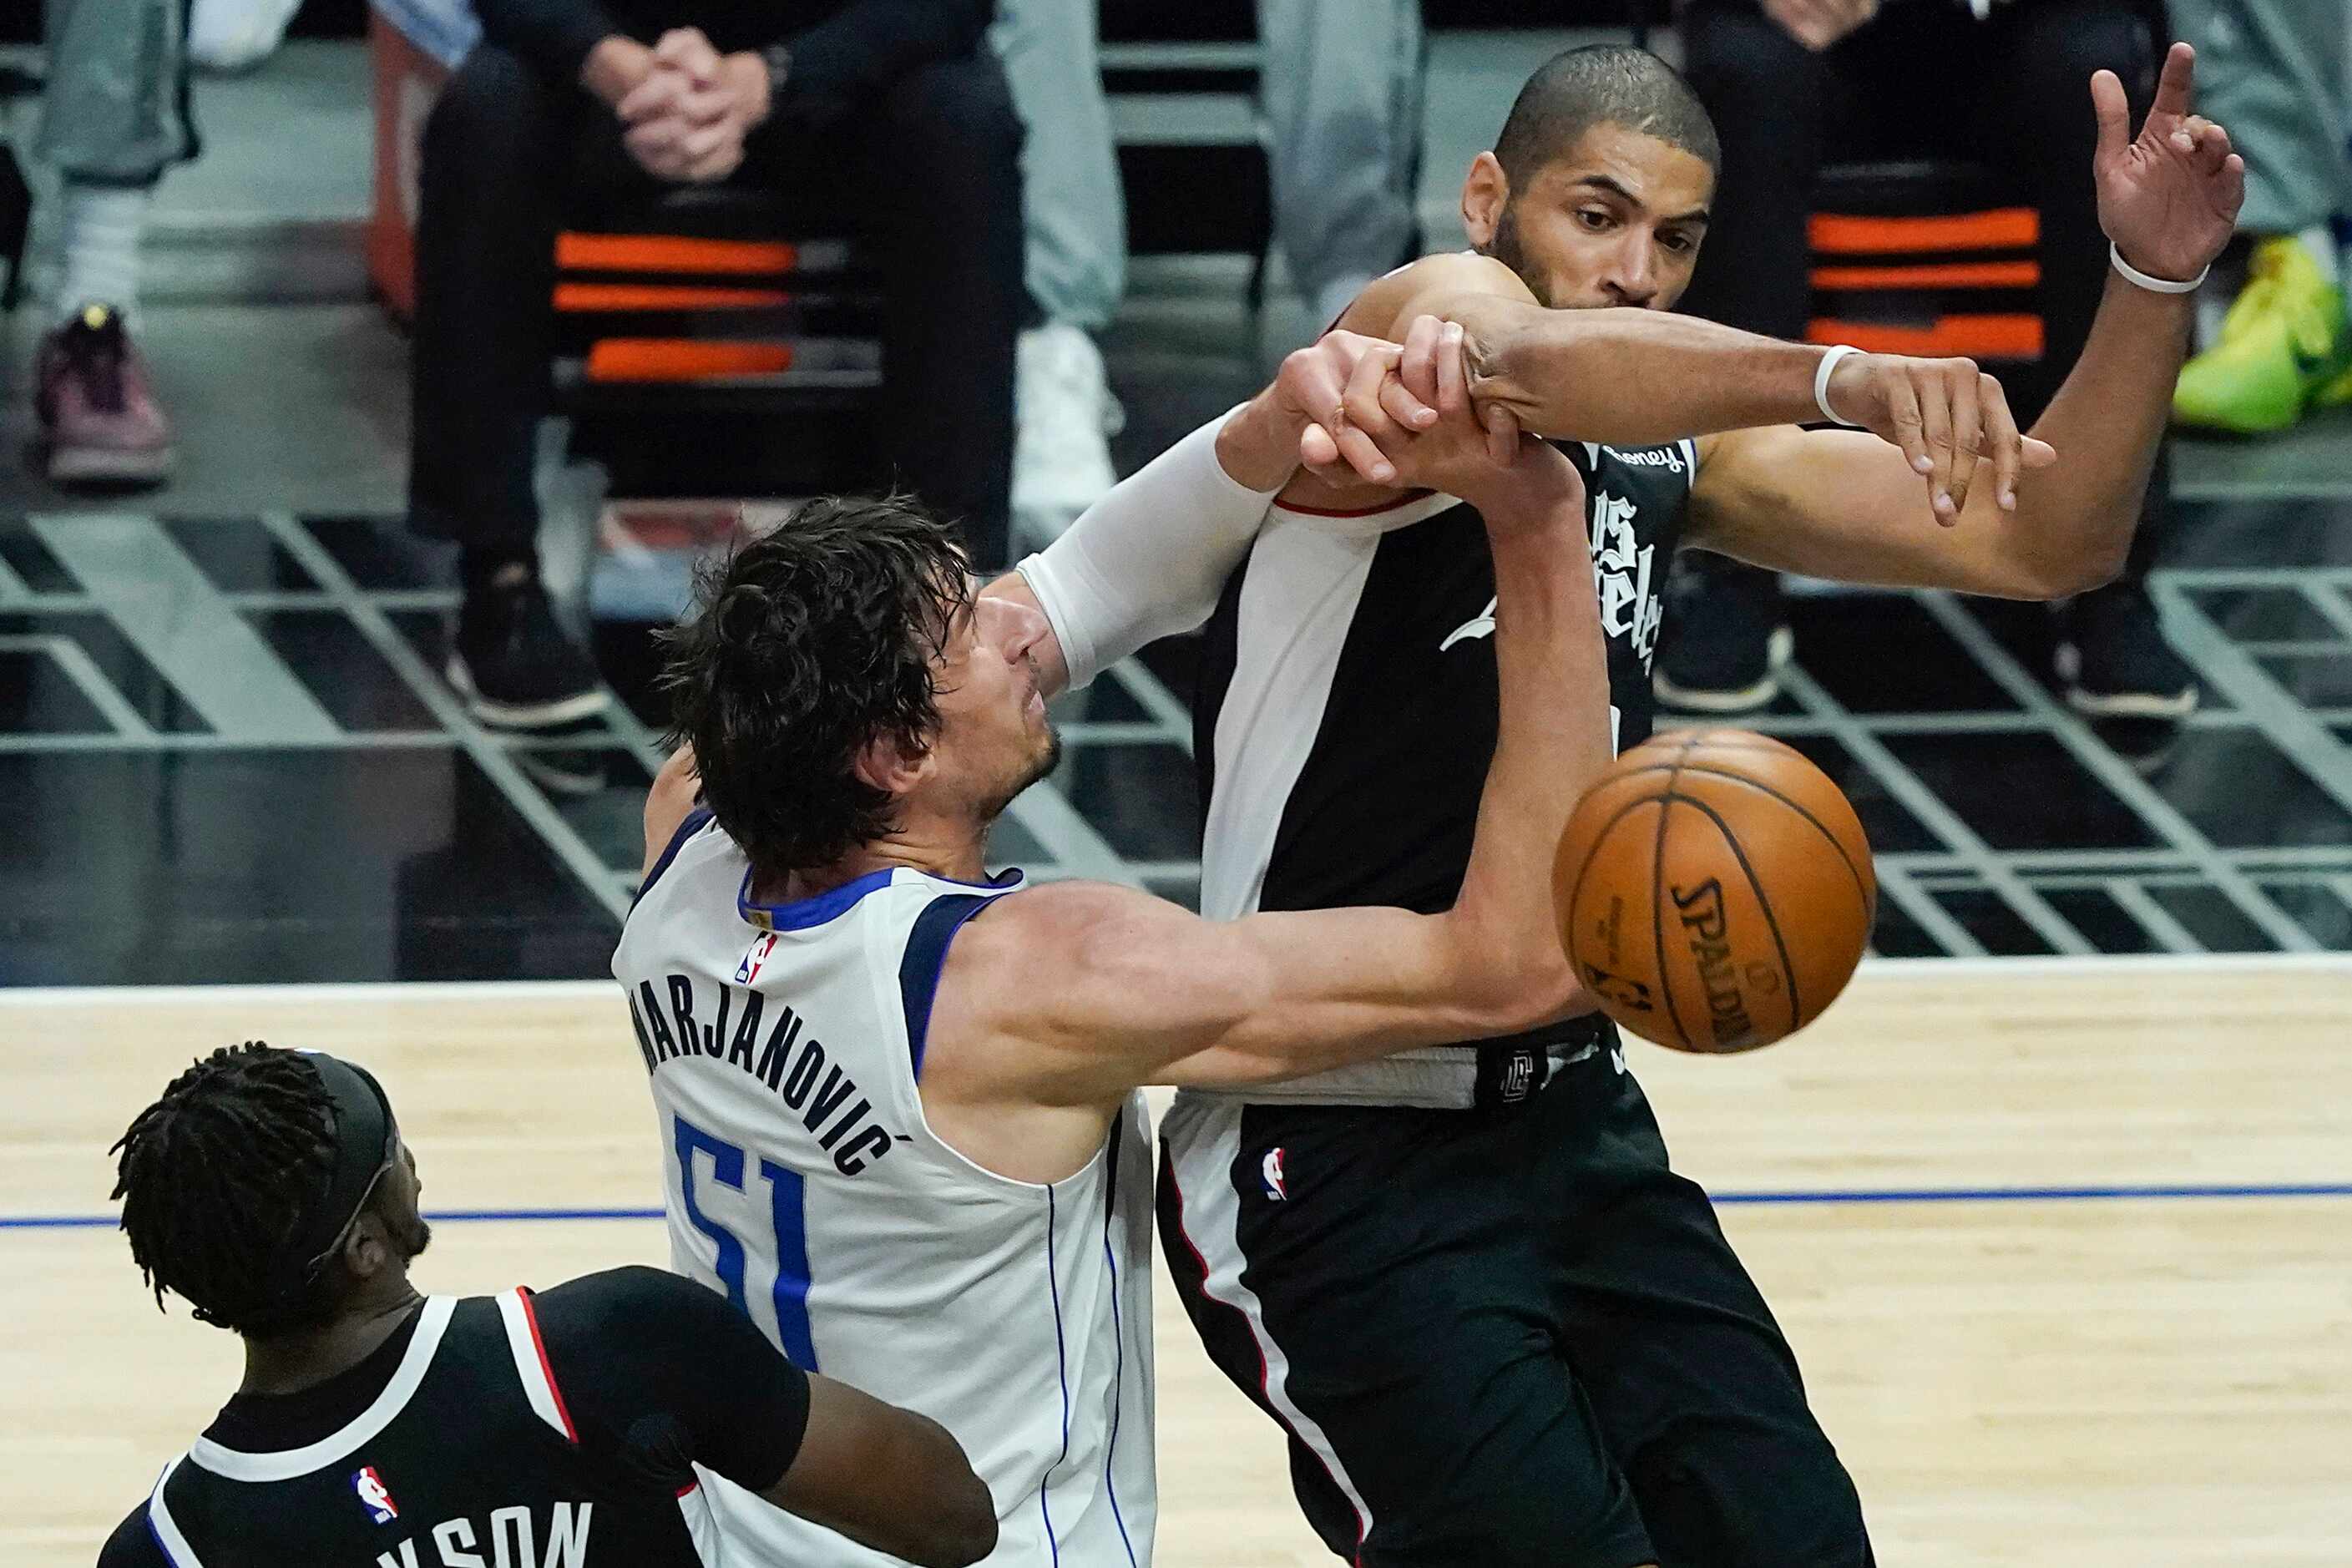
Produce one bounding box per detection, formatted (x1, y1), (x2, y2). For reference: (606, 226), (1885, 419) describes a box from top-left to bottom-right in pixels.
(766, 1377), (998, 1568)
(954, 404), (1611, 1102)
(982, 326), (1444, 696)
(1687, 43), (2243, 599)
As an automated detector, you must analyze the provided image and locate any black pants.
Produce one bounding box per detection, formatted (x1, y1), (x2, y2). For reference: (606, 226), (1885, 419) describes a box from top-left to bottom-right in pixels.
(1677, 0), (2169, 582)
(1158, 1037), (1871, 1568)
(407, 43), (1022, 571)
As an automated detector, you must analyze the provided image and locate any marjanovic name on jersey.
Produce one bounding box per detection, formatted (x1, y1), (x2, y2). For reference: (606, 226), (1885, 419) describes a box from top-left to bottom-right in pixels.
(628, 976), (898, 1176)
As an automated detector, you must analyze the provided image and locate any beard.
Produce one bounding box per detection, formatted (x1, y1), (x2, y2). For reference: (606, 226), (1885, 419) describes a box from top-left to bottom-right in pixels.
(1481, 203), (1554, 308)
(979, 721), (1061, 824)
(394, 1213), (433, 1262)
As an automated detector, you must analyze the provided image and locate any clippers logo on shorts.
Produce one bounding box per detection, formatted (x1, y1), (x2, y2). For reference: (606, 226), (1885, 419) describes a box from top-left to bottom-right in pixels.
(735, 931), (780, 985)
(352, 1465), (398, 1525)
(1499, 1050), (1536, 1104)
(1262, 1147), (1288, 1201)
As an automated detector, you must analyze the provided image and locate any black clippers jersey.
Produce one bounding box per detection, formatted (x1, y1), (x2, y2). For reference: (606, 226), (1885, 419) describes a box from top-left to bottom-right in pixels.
(137, 1293), (721, 1568)
(1195, 439), (1695, 923)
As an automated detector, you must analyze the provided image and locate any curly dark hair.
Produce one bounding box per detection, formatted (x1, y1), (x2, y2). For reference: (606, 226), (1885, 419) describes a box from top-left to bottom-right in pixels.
(111, 1043), (342, 1336)
(659, 494), (973, 879)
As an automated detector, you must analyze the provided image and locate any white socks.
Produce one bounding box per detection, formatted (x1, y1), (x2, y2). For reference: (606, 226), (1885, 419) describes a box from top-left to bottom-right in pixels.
(2296, 226), (2342, 288)
(54, 182), (151, 326)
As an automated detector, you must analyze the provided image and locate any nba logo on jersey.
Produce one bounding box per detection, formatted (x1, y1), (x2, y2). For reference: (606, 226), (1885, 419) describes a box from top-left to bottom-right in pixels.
(735, 931), (780, 984)
(1262, 1147), (1288, 1201)
(352, 1466), (397, 1524)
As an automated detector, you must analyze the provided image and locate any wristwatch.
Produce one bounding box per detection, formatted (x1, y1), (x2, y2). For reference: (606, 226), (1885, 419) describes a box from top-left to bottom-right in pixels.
(761, 44), (792, 113)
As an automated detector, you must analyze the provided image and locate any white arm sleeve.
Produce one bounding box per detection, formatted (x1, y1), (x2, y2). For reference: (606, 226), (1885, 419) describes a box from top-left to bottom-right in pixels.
(1015, 408), (1281, 691)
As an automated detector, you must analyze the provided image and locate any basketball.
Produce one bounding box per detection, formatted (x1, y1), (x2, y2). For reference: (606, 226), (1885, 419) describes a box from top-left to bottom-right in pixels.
(1552, 730), (1877, 1054)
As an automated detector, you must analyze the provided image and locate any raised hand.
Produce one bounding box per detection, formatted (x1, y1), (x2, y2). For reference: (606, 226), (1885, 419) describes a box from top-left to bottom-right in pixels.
(2093, 42), (2246, 285)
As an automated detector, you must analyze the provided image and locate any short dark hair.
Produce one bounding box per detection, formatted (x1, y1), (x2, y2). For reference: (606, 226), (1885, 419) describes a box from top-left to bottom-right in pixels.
(660, 495), (972, 878)
(112, 1043), (342, 1336)
(1492, 45), (1720, 187)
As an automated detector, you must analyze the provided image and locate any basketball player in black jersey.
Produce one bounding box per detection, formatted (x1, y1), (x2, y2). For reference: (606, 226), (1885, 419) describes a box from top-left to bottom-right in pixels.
(985, 39), (2245, 1568)
(94, 1044), (995, 1568)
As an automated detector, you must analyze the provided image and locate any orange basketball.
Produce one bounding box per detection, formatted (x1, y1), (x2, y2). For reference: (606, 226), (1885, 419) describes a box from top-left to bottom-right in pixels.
(1551, 729), (1876, 1054)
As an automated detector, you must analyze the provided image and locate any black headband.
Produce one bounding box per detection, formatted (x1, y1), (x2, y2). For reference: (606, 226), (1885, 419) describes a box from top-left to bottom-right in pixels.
(287, 1052), (397, 1277)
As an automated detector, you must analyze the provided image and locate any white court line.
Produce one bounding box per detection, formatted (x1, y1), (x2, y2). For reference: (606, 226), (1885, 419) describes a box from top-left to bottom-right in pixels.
(6, 950), (2346, 1009)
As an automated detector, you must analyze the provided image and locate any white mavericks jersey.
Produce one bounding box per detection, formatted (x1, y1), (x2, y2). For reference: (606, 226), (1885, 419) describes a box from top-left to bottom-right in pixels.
(614, 811), (1156, 1567)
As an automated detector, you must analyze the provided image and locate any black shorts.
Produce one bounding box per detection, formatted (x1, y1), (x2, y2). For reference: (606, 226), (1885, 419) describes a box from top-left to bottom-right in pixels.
(1157, 1034), (1873, 1568)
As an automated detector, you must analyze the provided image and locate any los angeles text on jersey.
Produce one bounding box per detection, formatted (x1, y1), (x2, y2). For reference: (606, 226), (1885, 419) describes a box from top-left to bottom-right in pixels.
(372, 1501), (590, 1568)
(627, 975), (900, 1176)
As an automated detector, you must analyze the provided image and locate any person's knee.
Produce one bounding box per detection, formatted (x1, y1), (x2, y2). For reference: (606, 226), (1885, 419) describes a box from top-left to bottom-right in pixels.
(1680, 4), (1818, 114)
(1627, 1423), (1871, 1568)
(880, 54), (1023, 174)
(424, 43), (562, 169)
(2004, 0), (2157, 112)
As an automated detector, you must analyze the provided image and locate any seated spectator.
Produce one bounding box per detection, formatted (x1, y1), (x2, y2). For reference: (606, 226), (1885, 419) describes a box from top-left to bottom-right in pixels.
(1666, 0), (2199, 726)
(410, 0), (1019, 727)
(30, 0), (191, 489)
(2168, 0), (2349, 433)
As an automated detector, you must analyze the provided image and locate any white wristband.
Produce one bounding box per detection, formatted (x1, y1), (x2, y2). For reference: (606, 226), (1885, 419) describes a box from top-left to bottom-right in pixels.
(2109, 242), (2208, 295)
(1813, 344), (1864, 427)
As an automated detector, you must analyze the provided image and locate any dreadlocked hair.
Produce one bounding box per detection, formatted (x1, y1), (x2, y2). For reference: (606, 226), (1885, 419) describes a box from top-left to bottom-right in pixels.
(110, 1042), (341, 1335)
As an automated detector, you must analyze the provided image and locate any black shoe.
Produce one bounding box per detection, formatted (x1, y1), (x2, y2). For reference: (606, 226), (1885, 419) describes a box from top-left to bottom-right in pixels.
(448, 573), (610, 728)
(1653, 559), (1793, 714)
(2056, 580), (2198, 721)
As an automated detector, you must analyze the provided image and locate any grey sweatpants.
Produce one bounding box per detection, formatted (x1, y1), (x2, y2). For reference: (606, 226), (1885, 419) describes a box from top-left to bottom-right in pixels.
(2169, 0), (2348, 233)
(995, 0), (1427, 328)
(994, 0), (1125, 331)
(35, 0), (196, 187)
(1259, 0), (1425, 325)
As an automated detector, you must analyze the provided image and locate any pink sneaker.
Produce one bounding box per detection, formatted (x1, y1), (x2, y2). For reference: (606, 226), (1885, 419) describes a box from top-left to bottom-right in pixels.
(35, 304), (175, 488)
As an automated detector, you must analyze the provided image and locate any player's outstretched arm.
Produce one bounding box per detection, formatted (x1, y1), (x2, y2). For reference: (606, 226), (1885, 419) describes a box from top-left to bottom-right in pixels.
(533, 1266), (998, 1568)
(980, 326), (1443, 697)
(953, 417), (1612, 1100)
(769, 1377), (998, 1568)
(1350, 255), (2055, 523)
(1684, 44), (2241, 599)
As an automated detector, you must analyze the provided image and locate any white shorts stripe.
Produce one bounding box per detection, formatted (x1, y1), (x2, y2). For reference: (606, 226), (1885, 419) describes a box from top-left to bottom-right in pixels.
(1161, 1095), (1373, 1549)
(497, 1289), (578, 1441)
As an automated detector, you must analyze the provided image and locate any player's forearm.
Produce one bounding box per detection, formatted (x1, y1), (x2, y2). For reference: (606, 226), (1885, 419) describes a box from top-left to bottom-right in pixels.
(994, 408), (1285, 698)
(2001, 273), (2193, 594)
(1448, 517), (1612, 1028)
(1454, 294), (1831, 445)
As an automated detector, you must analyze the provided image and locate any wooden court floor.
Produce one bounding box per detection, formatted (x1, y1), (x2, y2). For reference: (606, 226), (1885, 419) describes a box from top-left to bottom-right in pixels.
(6, 959), (2349, 1566)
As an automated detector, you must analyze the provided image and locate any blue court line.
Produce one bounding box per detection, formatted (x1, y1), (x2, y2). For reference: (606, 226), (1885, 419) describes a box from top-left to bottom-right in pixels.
(8, 1183), (2351, 1232)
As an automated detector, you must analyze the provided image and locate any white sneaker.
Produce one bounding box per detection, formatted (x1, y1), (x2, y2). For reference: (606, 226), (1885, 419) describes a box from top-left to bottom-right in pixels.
(189, 0), (307, 70)
(1014, 322), (1119, 550)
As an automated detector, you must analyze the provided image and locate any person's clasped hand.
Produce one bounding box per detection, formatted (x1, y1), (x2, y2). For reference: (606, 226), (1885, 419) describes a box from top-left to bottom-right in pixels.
(616, 28), (772, 185)
(1760, 0), (1879, 53)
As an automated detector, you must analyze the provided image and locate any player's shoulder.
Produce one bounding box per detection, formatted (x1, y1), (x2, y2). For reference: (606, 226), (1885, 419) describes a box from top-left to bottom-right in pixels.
(937, 881), (1197, 1021)
(527, 1265), (715, 1330)
(1339, 251), (1530, 337)
(97, 1498), (167, 1568)
(953, 879), (1179, 954)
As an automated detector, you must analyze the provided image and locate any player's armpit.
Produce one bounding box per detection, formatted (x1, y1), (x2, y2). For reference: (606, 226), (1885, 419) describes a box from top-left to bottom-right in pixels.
(952, 880), (1571, 1105)
(1688, 426), (2112, 600)
(764, 1377), (997, 1568)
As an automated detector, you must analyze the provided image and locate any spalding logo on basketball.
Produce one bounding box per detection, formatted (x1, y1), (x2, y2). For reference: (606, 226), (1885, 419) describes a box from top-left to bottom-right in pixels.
(1552, 729), (1876, 1054)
